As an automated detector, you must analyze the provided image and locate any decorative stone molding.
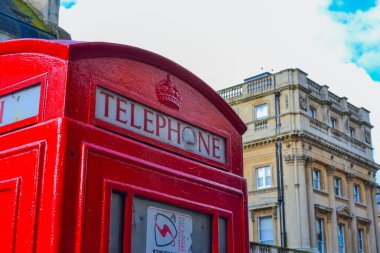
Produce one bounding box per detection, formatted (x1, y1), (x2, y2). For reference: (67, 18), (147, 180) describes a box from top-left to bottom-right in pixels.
(356, 216), (371, 230)
(345, 172), (355, 182)
(364, 180), (375, 189)
(299, 92), (308, 111)
(284, 154), (314, 164)
(336, 206), (352, 219)
(272, 206), (278, 220)
(250, 209), (255, 223)
(326, 165), (336, 175)
(315, 204), (333, 223)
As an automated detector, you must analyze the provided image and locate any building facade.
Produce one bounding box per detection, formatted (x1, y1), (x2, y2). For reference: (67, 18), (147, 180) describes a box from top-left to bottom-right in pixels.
(0, 0), (70, 40)
(218, 69), (380, 253)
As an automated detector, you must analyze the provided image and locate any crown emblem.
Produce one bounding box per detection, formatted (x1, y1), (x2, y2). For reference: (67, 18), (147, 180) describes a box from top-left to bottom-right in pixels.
(155, 74), (182, 109)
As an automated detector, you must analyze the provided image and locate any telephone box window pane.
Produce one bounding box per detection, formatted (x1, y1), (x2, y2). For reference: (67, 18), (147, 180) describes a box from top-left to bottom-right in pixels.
(218, 217), (227, 253)
(132, 196), (211, 253)
(109, 192), (125, 253)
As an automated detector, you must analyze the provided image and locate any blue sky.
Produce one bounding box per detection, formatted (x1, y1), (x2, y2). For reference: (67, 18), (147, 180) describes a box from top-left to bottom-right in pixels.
(328, 0), (380, 82)
(59, 0), (380, 183)
(60, 0), (77, 9)
(329, 0), (377, 13)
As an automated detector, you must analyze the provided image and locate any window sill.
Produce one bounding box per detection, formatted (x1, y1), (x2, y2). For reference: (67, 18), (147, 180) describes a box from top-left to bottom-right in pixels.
(335, 196), (349, 203)
(313, 188), (329, 197)
(355, 202), (367, 209)
(250, 187), (277, 194)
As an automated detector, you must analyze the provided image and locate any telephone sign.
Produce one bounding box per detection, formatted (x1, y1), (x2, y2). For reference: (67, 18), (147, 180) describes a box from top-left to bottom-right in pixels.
(96, 86), (226, 163)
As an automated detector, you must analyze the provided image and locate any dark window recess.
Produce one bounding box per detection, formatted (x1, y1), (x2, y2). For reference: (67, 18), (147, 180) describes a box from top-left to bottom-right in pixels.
(109, 192), (125, 253)
(218, 217), (227, 253)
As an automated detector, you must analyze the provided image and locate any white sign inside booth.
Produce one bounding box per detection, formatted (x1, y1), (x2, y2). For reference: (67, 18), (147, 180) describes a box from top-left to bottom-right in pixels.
(146, 206), (193, 253)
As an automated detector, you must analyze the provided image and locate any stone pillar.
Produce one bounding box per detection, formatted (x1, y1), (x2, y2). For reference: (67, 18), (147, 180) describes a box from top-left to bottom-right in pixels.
(326, 165), (339, 253)
(305, 159), (318, 252)
(297, 157), (312, 250)
(284, 154), (311, 250)
(346, 173), (358, 253)
(365, 181), (377, 253)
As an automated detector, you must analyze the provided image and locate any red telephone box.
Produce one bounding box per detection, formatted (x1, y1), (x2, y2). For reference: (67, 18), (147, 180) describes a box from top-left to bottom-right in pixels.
(0, 39), (248, 253)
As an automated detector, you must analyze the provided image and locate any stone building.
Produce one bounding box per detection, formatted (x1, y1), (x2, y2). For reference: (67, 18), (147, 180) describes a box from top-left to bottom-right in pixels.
(218, 69), (380, 253)
(0, 0), (70, 40)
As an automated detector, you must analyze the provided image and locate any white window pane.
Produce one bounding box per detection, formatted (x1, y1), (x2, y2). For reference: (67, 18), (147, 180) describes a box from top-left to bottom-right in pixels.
(258, 168), (265, 178)
(264, 167), (270, 176)
(255, 104), (268, 119)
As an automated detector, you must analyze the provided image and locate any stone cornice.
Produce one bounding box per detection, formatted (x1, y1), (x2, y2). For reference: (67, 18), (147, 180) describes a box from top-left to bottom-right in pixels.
(243, 131), (380, 171)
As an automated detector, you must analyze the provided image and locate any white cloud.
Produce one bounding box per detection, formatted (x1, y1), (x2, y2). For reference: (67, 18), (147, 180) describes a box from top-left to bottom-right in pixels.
(59, 0), (380, 181)
(329, 4), (380, 79)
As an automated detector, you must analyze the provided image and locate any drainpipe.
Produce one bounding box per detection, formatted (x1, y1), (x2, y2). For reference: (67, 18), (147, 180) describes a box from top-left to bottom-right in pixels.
(275, 92), (287, 248)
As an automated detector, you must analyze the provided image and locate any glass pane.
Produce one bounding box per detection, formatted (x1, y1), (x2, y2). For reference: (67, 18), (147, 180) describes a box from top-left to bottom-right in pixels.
(218, 218), (227, 253)
(257, 168), (265, 178)
(255, 104), (268, 119)
(109, 192), (125, 253)
(259, 217), (273, 243)
(265, 176), (271, 187)
(257, 178), (263, 188)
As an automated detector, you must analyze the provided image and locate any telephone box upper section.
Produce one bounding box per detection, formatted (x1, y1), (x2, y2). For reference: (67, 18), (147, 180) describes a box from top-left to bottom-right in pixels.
(0, 39), (246, 174)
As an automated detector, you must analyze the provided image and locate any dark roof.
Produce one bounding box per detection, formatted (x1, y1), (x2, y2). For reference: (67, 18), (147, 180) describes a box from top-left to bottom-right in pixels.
(243, 72), (271, 82)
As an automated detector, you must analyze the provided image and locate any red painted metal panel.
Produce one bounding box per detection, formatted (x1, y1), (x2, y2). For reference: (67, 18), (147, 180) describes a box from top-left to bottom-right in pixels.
(0, 178), (20, 253)
(0, 144), (44, 253)
(0, 39), (249, 253)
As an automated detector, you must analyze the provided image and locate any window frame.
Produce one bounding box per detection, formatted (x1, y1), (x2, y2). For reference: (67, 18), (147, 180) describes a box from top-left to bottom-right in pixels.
(358, 229), (364, 253)
(258, 216), (274, 245)
(313, 169), (321, 190)
(254, 104), (269, 120)
(334, 177), (342, 197)
(338, 223), (345, 253)
(309, 106), (316, 119)
(316, 218), (325, 253)
(354, 184), (361, 203)
(349, 127), (355, 138)
(256, 166), (271, 189)
(331, 117), (337, 129)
